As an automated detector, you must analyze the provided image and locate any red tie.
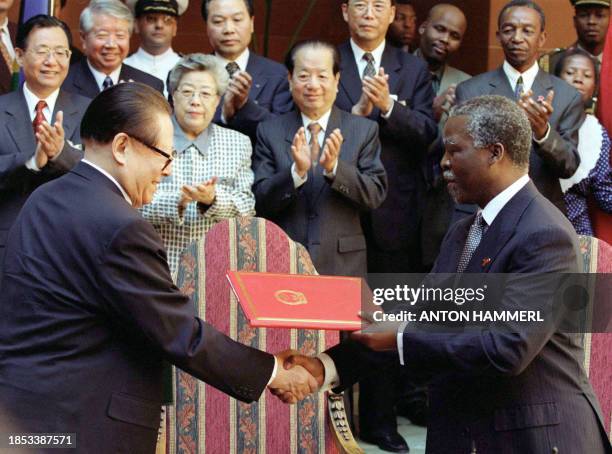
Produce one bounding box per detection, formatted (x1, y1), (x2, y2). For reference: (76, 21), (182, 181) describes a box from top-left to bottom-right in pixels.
(32, 100), (47, 135)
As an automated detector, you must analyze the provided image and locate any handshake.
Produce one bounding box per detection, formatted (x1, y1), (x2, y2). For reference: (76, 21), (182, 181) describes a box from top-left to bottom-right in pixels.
(267, 350), (326, 404)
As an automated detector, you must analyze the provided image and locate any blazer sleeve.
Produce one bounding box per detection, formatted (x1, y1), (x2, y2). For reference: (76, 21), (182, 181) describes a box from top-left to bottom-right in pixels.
(381, 65), (437, 148)
(252, 123), (301, 217)
(227, 77), (294, 140)
(97, 218), (275, 403)
(534, 89), (583, 178)
(328, 121), (388, 210)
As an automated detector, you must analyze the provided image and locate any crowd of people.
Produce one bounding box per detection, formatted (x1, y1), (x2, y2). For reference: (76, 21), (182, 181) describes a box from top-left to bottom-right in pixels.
(0, 0), (610, 453)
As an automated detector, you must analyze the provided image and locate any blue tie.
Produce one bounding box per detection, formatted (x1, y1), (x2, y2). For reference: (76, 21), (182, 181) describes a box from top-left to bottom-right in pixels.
(102, 76), (114, 91)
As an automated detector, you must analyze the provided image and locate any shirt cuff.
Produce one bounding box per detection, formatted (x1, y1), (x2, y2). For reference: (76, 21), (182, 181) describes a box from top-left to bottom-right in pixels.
(266, 355), (279, 386)
(380, 99), (395, 119)
(317, 353), (339, 391)
(291, 163), (308, 188)
(25, 155), (41, 172)
(397, 321), (408, 366)
(323, 160), (338, 178)
(533, 123), (551, 144)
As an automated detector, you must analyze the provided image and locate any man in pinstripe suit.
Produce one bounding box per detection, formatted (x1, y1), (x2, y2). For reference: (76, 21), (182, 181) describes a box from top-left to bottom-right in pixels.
(253, 40), (387, 278)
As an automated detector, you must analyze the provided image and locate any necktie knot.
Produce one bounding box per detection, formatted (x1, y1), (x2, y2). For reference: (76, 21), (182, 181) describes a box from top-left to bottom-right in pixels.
(226, 61), (240, 77)
(362, 52), (376, 79)
(515, 75), (524, 99)
(102, 76), (114, 90)
(32, 100), (48, 134)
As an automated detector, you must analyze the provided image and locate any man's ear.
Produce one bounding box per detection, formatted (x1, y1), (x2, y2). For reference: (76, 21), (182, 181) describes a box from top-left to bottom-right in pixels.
(489, 142), (505, 164)
(111, 133), (130, 166)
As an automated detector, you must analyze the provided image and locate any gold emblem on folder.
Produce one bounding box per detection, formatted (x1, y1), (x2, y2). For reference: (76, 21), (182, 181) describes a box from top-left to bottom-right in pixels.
(274, 290), (308, 306)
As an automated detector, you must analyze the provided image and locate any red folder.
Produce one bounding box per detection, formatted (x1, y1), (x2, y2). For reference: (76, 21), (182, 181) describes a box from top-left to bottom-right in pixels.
(226, 271), (363, 330)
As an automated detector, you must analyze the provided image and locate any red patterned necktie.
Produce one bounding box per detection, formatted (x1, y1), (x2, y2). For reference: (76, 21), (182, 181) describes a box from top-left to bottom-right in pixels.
(32, 100), (47, 135)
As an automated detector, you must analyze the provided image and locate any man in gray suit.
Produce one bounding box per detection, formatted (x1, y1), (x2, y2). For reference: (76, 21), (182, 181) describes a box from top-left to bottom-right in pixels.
(455, 0), (583, 214)
(0, 15), (90, 286)
(253, 40), (387, 278)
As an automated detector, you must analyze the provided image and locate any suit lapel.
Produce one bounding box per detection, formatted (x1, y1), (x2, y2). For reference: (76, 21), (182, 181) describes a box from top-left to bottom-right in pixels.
(53, 91), (79, 141)
(4, 90), (37, 157)
(380, 45), (402, 100)
(463, 181), (538, 272)
(245, 54), (267, 101)
(74, 59), (101, 97)
(310, 107), (342, 205)
(434, 217), (471, 273)
(338, 42), (362, 107)
(531, 69), (554, 99)
(489, 67), (515, 99)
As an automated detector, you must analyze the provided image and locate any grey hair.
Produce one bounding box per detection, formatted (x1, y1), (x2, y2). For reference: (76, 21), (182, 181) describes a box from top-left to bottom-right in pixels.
(168, 54), (230, 96)
(80, 0), (134, 35)
(449, 95), (531, 169)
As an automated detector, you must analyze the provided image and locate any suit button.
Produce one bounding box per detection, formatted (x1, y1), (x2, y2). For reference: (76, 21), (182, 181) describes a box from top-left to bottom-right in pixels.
(254, 100), (258, 104)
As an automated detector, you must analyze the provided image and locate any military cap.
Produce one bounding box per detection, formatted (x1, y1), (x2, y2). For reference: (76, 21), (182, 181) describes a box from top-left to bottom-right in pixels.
(571, 0), (610, 8)
(126, 0), (189, 17)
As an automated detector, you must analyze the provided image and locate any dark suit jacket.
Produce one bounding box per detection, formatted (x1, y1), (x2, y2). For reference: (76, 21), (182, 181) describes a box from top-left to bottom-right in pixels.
(455, 67), (583, 213)
(253, 107), (387, 277)
(0, 162), (274, 453)
(214, 52), (294, 142)
(61, 58), (165, 99)
(0, 88), (89, 283)
(327, 181), (610, 453)
(0, 22), (16, 95)
(334, 41), (437, 255)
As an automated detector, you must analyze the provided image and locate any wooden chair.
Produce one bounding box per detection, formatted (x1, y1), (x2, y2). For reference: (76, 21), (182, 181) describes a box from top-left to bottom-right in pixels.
(162, 217), (361, 453)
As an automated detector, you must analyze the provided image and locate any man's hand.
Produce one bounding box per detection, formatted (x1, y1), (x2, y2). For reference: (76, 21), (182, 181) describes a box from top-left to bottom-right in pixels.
(222, 71), (252, 121)
(291, 127), (312, 177)
(284, 354), (325, 387)
(34, 111), (65, 169)
(363, 67), (393, 115)
(319, 128), (343, 174)
(182, 176), (218, 206)
(349, 311), (401, 351)
(433, 85), (457, 122)
(518, 89), (554, 140)
(352, 90), (374, 117)
(269, 350), (318, 404)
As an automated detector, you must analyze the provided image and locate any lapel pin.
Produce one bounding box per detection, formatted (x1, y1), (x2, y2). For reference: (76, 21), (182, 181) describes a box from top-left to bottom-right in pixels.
(481, 257), (492, 268)
(537, 95), (545, 103)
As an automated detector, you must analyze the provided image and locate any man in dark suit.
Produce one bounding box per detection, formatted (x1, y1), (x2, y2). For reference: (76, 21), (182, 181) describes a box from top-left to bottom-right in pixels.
(62, 0), (164, 99)
(0, 83), (316, 453)
(455, 0), (584, 214)
(285, 95), (611, 454)
(204, 0), (293, 142)
(0, 15), (90, 287)
(0, 0), (16, 95)
(253, 40), (387, 279)
(335, 1), (437, 448)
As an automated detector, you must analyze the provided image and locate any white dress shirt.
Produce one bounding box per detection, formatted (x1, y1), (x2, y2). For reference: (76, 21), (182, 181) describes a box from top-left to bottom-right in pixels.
(87, 60), (122, 91)
(0, 18), (15, 61)
(320, 175), (532, 387)
(124, 47), (180, 97)
(23, 84), (61, 171)
(215, 47), (250, 73)
(290, 109), (337, 187)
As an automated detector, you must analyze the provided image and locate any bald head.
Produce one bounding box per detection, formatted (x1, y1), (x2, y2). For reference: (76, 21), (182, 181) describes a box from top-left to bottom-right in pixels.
(419, 3), (467, 69)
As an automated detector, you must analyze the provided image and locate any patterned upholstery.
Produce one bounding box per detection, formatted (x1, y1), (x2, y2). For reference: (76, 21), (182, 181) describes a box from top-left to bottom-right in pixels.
(578, 235), (612, 440)
(164, 217), (341, 453)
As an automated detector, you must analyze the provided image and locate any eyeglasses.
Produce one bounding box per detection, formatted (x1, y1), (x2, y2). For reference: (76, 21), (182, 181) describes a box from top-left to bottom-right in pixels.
(27, 46), (72, 62)
(130, 136), (176, 171)
(176, 87), (217, 102)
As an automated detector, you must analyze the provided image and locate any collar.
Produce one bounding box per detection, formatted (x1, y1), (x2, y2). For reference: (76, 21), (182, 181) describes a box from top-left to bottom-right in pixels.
(172, 115), (210, 156)
(300, 109), (332, 132)
(133, 46), (178, 62)
(350, 39), (386, 68)
(87, 59), (122, 90)
(22, 83), (60, 121)
(481, 174), (530, 226)
(81, 159), (133, 205)
(576, 42), (603, 62)
(502, 60), (539, 91)
(215, 48), (250, 72)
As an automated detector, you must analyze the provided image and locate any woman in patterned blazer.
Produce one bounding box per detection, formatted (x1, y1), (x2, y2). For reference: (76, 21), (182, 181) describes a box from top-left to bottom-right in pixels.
(141, 53), (255, 273)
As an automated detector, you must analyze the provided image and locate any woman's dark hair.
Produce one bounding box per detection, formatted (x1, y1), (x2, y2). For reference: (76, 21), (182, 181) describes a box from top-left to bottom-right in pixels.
(16, 15), (73, 49)
(80, 83), (172, 147)
(554, 47), (599, 89)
